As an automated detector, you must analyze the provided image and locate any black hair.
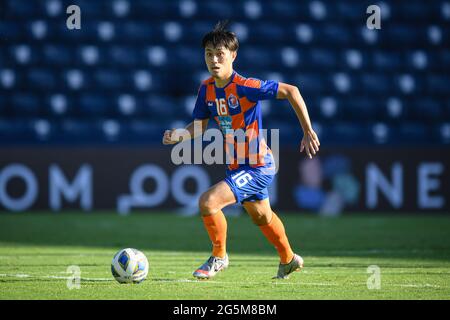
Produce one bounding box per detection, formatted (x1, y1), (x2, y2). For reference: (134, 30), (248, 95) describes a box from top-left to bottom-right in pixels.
(202, 20), (239, 52)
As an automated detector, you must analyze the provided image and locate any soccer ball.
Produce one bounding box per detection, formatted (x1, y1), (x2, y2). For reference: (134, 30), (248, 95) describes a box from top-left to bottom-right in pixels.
(111, 248), (149, 284)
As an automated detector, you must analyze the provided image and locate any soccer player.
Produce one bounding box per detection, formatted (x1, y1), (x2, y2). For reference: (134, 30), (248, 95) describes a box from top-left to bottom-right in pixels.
(162, 21), (320, 279)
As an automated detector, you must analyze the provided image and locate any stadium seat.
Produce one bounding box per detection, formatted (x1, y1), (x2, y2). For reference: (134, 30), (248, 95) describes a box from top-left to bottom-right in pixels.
(58, 119), (103, 144)
(45, 94), (73, 117)
(28, 69), (56, 90)
(410, 98), (443, 121)
(307, 48), (337, 70)
(398, 122), (429, 144)
(43, 45), (73, 66)
(6, 0), (38, 18)
(435, 122), (450, 144)
(94, 69), (124, 90)
(372, 51), (403, 70)
(0, 0), (448, 146)
(79, 93), (112, 117)
(0, 119), (37, 144)
(10, 93), (40, 117)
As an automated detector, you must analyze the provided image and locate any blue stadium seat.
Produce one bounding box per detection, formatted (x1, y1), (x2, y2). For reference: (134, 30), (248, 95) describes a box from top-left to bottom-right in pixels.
(434, 123), (450, 144)
(127, 120), (171, 143)
(326, 122), (369, 145)
(0, 119), (35, 144)
(445, 99), (450, 118)
(265, 120), (301, 144)
(187, 21), (216, 43)
(268, 1), (302, 20)
(94, 69), (124, 90)
(440, 50), (450, 70)
(410, 98), (443, 121)
(0, 69), (17, 90)
(97, 119), (128, 143)
(0, 0), (448, 146)
(427, 74), (450, 94)
(118, 22), (158, 42)
(77, 46), (104, 66)
(307, 48), (337, 70)
(397, 1), (434, 21)
(10, 45), (35, 65)
(144, 95), (179, 118)
(11, 93), (40, 117)
(384, 97), (407, 121)
(251, 23), (287, 44)
(6, 0), (38, 18)
(240, 47), (273, 69)
(57, 119), (103, 144)
(70, 0), (103, 17)
(200, 2), (234, 19)
(293, 73), (324, 94)
(335, 1), (362, 20)
(369, 122), (394, 145)
(342, 97), (378, 121)
(278, 47), (305, 69)
(28, 69), (56, 90)
(43, 45), (73, 66)
(45, 94), (73, 117)
(173, 46), (204, 69)
(0, 21), (22, 41)
(319, 24), (353, 46)
(319, 96), (341, 121)
(108, 46), (139, 66)
(372, 51), (403, 70)
(398, 122), (429, 144)
(79, 93), (112, 117)
(386, 25), (425, 46)
(64, 69), (90, 90)
(360, 73), (393, 95)
(134, 0), (171, 19)
(0, 95), (8, 116)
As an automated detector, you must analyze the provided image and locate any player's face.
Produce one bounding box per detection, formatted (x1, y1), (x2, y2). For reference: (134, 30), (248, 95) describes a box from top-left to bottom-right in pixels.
(204, 45), (236, 79)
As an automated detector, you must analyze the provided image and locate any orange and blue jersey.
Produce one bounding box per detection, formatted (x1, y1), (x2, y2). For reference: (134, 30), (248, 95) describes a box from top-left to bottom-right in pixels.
(192, 71), (279, 171)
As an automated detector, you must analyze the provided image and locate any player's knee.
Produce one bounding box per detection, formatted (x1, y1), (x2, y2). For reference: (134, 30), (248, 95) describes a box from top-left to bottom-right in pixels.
(199, 192), (220, 215)
(250, 209), (272, 226)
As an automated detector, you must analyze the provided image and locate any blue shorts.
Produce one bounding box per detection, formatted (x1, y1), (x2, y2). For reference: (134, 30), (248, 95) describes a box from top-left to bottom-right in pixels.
(224, 162), (276, 204)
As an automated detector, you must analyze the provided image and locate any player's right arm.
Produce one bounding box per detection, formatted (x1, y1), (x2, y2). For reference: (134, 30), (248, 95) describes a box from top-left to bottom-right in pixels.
(162, 119), (209, 145)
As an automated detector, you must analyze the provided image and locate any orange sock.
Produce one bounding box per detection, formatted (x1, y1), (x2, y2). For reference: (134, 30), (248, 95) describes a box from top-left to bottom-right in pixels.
(202, 211), (227, 258)
(259, 212), (294, 264)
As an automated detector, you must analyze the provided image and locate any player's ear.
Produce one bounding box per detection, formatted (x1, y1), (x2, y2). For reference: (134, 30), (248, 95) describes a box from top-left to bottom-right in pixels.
(231, 50), (237, 62)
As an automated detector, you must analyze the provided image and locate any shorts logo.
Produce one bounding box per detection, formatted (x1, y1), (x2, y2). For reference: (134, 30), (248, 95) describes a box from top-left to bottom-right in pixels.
(227, 94), (239, 109)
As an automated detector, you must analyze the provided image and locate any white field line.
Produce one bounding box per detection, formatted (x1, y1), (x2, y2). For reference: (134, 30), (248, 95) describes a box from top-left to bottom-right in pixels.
(0, 273), (332, 286)
(393, 283), (442, 289)
(0, 273), (112, 281)
(0, 273), (445, 289)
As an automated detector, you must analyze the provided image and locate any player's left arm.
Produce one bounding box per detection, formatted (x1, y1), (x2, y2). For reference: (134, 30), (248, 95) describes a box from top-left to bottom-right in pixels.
(276, 82), (320, 159)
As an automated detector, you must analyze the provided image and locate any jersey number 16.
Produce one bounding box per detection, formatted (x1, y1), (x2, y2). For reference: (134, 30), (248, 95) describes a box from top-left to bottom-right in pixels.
(215, 98), (227, 116)
(232, 171), (253, 188)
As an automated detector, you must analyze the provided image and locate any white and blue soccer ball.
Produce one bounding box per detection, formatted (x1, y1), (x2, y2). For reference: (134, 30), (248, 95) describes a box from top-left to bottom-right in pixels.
(111, 248), (149, 284)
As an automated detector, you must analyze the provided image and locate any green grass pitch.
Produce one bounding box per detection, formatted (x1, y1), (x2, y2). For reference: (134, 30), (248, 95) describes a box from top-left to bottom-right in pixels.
(0, 212), (449, 300)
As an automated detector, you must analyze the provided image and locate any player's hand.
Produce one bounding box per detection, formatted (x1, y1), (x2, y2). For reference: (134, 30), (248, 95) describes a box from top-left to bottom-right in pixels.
(300, 129), (320, 159)
(162, 129), (180, 145)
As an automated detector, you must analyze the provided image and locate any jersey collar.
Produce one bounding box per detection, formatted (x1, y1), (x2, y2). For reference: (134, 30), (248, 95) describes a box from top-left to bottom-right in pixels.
(214, 71), (236, 89)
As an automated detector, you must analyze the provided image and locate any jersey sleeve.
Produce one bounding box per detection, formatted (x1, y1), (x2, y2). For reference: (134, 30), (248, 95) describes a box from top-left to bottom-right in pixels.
(191, 84), (211, 120)
(240, 78), (279, 102)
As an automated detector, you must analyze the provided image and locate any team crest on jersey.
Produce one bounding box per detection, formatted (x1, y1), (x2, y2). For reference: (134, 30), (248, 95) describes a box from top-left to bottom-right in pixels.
(227, 94), (239, 109)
